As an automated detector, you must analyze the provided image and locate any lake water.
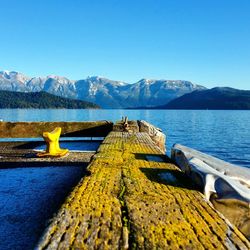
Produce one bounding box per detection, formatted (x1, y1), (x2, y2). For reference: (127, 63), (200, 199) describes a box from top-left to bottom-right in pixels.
(0, 109), (250, 168)
(0, 166), (87, 250)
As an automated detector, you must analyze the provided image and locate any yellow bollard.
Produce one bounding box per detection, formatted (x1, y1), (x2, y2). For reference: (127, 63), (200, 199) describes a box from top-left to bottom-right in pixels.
(37, 127), (69, 157)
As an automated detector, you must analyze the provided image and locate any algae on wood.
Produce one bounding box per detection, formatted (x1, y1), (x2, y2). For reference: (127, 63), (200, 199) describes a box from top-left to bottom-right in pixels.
(36, 132), (250, 249)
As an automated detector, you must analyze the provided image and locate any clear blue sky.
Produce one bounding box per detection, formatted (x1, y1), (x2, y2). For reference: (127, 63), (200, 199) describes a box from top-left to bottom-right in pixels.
(0, 0), (250, 89)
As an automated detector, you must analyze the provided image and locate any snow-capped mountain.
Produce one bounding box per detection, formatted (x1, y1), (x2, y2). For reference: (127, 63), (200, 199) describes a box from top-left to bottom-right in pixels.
(0, 70), (206, 108)
(0, 71), (30, 91)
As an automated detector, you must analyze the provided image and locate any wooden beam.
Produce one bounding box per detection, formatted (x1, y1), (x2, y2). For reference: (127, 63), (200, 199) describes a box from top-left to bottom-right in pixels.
(0, 121), (113, 138)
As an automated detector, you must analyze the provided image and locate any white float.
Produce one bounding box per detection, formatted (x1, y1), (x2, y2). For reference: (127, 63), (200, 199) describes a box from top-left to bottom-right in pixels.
(171, 144), (250, 203)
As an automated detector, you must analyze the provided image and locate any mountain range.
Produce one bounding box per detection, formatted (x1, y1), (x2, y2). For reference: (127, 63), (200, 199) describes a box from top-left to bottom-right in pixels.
(0, 70), (206, 108)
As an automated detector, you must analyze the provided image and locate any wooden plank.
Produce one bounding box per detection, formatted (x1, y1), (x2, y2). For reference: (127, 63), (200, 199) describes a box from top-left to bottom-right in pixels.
(0, 121), (113, 138)
(0, 150), (94, 168)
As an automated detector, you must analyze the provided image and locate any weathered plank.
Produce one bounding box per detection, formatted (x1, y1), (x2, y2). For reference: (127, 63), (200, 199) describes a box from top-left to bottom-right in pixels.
(36, 132), (250, 249)
(0, 121), (113, 138)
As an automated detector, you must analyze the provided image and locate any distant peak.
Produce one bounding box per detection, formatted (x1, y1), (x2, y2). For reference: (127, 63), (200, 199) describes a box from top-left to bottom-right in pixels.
(46, 75), (72, 84)
(0, 70), (10, 74)
(87, 76), (106, 81)
(0, 70), (29, 83)
(138, 78), (154, 84)
(47, 74), (66, 79)
(0, 70), (18, 75)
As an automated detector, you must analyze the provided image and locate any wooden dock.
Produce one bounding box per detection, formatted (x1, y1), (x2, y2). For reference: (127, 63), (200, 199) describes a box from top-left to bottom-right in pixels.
(36, 130), (250, 249)
(0, 121), (111, 168)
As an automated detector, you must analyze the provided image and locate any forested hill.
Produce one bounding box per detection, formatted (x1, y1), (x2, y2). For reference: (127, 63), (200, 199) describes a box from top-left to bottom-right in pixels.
(0, 91), (100, 109)
(160, 87), (250, 110)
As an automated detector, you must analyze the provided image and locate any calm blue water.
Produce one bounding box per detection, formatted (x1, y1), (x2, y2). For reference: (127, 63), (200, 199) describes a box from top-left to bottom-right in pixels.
(0, 109), (250, 168)
(0, 166), (87, 250)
